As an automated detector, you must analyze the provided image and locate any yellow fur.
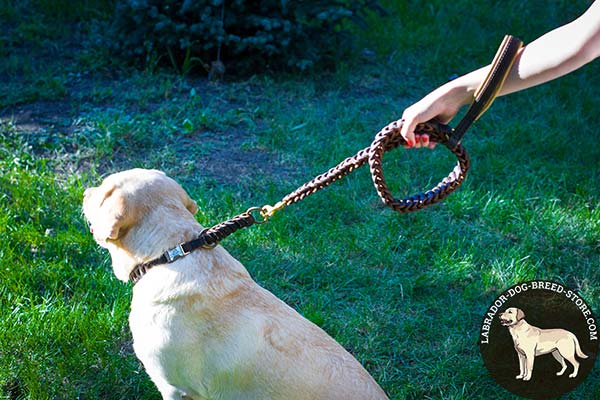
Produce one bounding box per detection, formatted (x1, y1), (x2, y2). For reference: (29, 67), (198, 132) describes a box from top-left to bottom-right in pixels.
(83, 168), (388, 400)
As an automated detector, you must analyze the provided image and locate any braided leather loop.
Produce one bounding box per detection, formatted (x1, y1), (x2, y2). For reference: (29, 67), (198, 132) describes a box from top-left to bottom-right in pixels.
(278, 119), (469, 213)
(278, 35), (522, 213)
(368, 120), (470, 212)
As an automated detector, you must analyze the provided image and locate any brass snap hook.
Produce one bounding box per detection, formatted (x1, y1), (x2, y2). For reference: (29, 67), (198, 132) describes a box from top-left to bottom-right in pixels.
(261, 201), (285, 219)
(246, 201), (286, 225)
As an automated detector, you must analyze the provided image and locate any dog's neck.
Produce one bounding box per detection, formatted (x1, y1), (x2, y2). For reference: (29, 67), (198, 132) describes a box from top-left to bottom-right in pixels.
(508, 319), (530, 336)
(106, 206), (204, 282)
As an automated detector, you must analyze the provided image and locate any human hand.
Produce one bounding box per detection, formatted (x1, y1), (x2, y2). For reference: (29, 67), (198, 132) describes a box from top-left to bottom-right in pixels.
(399, 76), (476, 149)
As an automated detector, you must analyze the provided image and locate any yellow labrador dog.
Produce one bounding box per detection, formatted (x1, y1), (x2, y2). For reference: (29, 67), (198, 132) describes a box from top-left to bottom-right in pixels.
(499, 307), (588, 381)
(83, 169), (388, 400)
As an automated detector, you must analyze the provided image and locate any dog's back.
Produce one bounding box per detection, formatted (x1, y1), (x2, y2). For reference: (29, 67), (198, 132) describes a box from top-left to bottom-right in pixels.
(130, 246), (388, 400)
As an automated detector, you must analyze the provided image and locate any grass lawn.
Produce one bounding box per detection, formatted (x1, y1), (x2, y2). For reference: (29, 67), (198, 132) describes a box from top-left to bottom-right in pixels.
(1, 1), (599, 399)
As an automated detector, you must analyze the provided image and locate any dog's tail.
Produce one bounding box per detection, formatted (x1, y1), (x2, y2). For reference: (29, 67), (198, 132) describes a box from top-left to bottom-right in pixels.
(573, 335), (588, 359)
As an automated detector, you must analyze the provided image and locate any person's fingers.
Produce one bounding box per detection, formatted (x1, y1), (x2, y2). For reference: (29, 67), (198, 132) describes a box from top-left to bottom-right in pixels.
(399, 116), (416, 148)
(412, 134), (425, 148)
(404, 134), (433, 149)
(403, 134), (437, 150)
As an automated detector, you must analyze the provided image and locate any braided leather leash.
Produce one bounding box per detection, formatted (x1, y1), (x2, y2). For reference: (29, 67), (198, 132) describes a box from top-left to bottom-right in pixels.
(130, 35), (523, 284)
(267, 34), (523, 214)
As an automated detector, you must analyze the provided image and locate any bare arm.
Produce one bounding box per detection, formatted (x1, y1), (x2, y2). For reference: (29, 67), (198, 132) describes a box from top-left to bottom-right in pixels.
(401, 0), (600, 148)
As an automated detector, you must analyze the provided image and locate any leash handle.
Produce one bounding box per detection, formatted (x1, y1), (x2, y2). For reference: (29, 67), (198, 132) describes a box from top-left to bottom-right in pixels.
(268, 35), (523, 215)
(368, 35), (523, 212)
(447, 35), (524, 149)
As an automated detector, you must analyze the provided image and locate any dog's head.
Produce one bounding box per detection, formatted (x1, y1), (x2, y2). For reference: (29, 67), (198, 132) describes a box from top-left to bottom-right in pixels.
(499, 307), (525, 327)
(83, 169), (198, 245)
(83, 169), (199, 280)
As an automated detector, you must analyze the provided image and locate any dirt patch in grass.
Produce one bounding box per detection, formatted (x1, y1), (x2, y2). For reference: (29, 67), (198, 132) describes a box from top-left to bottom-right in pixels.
(1, 74), (305, 186)
(3, 100), (74, 131)
(180, 135), (300, 185)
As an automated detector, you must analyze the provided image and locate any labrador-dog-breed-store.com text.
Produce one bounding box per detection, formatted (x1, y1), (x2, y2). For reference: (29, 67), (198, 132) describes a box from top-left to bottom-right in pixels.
(83, 169), (388, 400)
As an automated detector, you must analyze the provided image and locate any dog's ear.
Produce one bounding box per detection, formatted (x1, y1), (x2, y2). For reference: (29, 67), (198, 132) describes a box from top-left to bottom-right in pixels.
(185, 197), (198, 215)
(95, 183), (127, 241)
(516, 308), (525, 321)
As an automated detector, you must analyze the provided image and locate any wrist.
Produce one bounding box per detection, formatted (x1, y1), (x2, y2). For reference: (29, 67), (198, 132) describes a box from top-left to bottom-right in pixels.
(429, 78), (476, 116)
(445, 69), (484, 106)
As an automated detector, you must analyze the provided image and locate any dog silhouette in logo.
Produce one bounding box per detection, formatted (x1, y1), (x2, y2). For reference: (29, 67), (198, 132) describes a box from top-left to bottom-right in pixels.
(499, 307), (588, 381)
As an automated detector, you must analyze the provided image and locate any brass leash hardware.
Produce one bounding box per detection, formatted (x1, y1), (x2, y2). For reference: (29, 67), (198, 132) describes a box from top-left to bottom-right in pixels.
(260, 201), (286, 220)
(245, 207), (269, 225)
(245, 201), (287, 225)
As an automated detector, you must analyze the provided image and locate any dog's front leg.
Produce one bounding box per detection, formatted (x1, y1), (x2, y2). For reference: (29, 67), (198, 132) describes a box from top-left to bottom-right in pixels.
(522, 350), (535, 381)
(516, 350), (526, 379)
(157, 383), (185, 400)
(152, 376), (200, 400)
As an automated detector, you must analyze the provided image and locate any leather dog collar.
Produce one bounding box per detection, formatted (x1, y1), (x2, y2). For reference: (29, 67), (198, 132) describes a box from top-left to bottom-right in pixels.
(129, 211), (257, 284)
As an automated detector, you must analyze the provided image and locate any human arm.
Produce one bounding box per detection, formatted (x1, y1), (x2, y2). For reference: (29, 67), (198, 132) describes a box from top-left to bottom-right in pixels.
(401, 0), (600, 148)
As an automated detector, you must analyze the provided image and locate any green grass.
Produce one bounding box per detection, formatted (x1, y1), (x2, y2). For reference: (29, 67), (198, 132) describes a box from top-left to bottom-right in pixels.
(1, 1), (599, 399)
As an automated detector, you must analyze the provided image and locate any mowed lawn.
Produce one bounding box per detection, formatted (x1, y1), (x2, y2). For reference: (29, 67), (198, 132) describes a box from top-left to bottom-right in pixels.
(1, 1), (599, 399)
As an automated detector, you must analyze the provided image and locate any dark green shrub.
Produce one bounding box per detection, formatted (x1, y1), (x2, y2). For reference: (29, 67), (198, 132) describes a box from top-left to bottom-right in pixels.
(110, 0), (386, 75)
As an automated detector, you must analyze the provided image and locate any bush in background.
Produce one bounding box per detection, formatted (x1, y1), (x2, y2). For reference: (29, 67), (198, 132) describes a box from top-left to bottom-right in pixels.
(110, 0), (386, 75)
